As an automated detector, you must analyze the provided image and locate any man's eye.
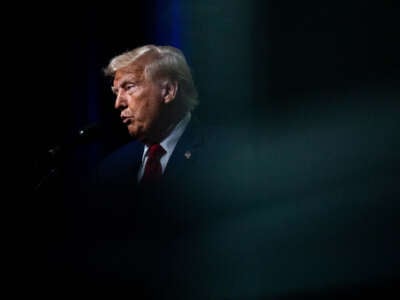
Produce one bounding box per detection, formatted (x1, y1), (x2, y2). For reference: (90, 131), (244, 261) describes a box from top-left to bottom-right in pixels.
(111, 82), (139, 95)
(125, 83), (137, 92)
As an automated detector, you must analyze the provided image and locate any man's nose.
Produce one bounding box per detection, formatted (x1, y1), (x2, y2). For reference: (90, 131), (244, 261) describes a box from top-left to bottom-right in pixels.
(114, 91), (126, 110)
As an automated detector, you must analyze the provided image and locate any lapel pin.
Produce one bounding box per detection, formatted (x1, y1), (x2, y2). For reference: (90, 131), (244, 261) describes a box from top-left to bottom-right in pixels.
(184, 151), (192, 159)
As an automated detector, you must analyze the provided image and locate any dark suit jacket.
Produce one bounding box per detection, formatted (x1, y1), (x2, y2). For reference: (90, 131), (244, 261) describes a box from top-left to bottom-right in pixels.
(77, 117), (243, 298)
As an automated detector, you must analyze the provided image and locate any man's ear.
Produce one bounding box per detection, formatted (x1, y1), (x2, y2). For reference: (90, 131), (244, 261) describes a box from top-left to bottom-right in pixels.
(161, 80), (178, 103)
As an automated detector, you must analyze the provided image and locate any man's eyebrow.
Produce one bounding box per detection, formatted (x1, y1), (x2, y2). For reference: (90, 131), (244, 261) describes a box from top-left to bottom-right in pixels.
(111, 78), (141, 94)
(111, 78), (130, 92)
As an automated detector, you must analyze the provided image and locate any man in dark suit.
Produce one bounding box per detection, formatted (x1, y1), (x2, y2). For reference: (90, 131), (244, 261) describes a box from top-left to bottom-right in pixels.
(89, 44), (225, 219)
(80, 44), (245, 298)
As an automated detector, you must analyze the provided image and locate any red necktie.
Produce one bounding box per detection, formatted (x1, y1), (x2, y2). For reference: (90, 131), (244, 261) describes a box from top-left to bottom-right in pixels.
(141, 144), (166, 184)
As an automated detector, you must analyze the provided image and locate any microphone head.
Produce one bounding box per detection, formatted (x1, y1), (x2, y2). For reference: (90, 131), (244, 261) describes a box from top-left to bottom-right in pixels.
(44, 122), (104, 162)
(78, 122), (103, 141)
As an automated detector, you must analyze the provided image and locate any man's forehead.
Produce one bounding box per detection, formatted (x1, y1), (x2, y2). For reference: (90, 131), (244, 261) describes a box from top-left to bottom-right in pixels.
(113, 65), (145, 84)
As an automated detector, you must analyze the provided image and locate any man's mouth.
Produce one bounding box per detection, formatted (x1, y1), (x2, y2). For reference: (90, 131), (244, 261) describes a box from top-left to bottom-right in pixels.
(122, 117), (133, 125)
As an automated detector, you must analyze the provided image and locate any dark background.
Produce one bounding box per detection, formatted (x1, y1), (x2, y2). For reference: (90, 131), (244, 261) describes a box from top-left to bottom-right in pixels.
(27, 1), (399, 298)
(30, 1), (399, 165)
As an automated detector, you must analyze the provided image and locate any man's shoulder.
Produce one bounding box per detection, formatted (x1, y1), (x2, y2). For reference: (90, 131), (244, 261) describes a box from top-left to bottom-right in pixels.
(94, 140), (143, 178)
(102, 140), (143, 162)
(186, 117), (251, 148)
(177, 117), (255, 185)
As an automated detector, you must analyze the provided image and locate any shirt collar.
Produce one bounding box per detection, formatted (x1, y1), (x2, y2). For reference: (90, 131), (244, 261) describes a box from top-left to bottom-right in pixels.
(142, 112), (191, 160)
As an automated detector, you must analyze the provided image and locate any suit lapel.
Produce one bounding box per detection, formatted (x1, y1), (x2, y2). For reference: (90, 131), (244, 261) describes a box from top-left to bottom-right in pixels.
(164, 117), (204, 178)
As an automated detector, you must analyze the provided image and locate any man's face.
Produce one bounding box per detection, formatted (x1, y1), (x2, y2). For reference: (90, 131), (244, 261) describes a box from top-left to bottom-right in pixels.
(112, 66), (165, 144)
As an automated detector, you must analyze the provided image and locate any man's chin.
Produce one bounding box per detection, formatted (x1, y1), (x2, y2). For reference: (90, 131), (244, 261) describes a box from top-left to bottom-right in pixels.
(128, 130), (140, 139)
(127, 127), (145, 141)
(126, 126), (138, 137)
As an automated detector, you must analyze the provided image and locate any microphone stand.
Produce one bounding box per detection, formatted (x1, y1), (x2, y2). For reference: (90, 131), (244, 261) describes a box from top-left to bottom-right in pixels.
(33, 144), (63, 193)
(34, 167), (58, 192)
(33, 143), (69, 194)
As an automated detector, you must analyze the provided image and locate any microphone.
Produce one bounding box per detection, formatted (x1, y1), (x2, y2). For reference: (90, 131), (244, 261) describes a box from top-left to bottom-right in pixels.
(35, 122), (104, 192)
(77, 122), (103, 142)
(47, 122), (103, 159)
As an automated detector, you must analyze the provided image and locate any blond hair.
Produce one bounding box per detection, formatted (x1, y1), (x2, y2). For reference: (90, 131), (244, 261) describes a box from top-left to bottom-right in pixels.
(104, 45), (199, 111)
